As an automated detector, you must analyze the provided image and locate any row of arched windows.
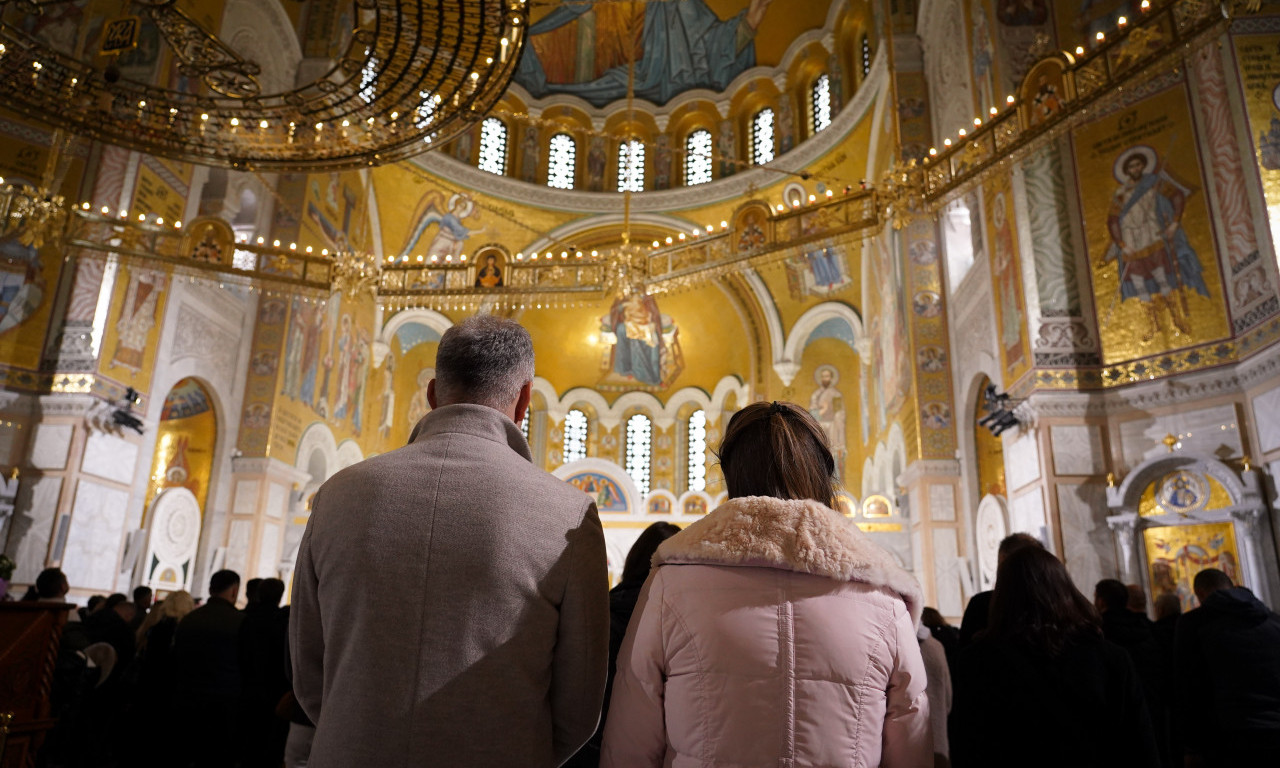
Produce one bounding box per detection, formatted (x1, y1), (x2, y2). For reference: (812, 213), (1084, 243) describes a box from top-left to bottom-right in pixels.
(468, 72), (839, 191)
(553, 408), (709, 496)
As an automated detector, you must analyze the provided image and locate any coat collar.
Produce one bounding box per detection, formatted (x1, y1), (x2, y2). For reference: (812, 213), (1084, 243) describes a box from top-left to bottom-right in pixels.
(654, 495), (922, 623)
(408, 404), (532, 462)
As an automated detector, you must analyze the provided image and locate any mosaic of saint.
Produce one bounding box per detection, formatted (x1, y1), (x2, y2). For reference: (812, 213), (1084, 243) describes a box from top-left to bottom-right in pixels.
(516, 0), (784, 107)
(599, 292), (684, 390)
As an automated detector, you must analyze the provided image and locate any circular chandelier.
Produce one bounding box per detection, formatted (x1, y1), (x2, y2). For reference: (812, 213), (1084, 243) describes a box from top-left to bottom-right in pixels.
(0, 0), (528, 170)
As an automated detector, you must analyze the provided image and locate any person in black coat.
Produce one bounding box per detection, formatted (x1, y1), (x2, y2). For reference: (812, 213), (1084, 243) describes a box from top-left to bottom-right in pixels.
(239, 577), (290, 768)
(950, 548), (1160, 768)
(1175, 568), (1280, 766)
(1096, 578), (1170, 766)
(84, 593), (138, 673)
(957, 532), (1044, 647)
(562, 521), (681, 768)
(173, 569), (245, 768)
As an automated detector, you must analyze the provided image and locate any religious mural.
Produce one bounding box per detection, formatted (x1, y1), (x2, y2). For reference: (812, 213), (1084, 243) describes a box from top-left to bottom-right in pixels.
(514, 0), (819, 107)
(144, 378), (216, 519)
(400, 192), (483, 259)
(984, 174), (1032, 384)
(598, 292), (684, 390)
(809, 365), (847, 477)
(1144, 522), (1240, 613)
(1072, 84), (1229, 363)
(567, 471), (627, 513)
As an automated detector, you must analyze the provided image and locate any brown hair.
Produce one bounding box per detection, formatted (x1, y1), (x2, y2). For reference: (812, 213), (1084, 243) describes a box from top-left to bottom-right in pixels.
(987, 546), (1102, 656)
(717, 400), (837, 508)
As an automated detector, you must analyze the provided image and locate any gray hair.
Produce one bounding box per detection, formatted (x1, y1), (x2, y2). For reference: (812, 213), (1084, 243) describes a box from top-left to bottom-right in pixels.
(434, 314), (535, 409)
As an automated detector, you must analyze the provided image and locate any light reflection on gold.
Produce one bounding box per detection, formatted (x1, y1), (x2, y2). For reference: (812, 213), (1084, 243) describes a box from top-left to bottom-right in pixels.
(1137, 471), (1231, 517)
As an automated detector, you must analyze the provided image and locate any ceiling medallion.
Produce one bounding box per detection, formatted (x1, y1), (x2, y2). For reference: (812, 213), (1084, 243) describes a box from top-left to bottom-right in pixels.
(0, 0), (528, 170)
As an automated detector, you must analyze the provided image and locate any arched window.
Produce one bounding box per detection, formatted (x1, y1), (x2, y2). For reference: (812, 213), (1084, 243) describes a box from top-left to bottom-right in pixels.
(861, 35), (872, 77)
(478, 117), (508, 175)
(752, 109), (775, 166)
(685, 129), (713, 186)
(812, 74), (832, 133)
(687, 409), (707, 492)
(563, 409), (588, 462)
(547, 133), (576, 190)
(618, 139), (645, 192)
(625, 413), (653, 496)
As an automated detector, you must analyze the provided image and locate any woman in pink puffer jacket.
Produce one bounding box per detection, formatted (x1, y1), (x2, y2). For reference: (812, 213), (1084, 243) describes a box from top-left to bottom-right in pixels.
(601, 401), (933, 768)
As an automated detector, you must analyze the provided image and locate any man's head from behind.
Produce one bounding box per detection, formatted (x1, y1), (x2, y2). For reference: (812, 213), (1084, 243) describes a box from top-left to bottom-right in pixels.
(35, 567), (69, 599)
(1193, 567), (1233, 605)
(997, 532), (1044, 567)
(133, 585), (152, 610)
(1094, 579), (1130, 614)
(427, 315), (535, 424)
(208, 569), (241, 604)
(258, 578), (285, 608)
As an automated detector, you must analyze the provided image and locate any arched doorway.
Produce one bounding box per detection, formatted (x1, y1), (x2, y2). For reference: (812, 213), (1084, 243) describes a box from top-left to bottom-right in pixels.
(141, 378), (217, 591)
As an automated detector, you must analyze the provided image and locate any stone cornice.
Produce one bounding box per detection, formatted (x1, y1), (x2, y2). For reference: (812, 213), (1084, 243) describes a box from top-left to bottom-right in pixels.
(899, 458), (962, 487)
(410, 52), (887, 216)
(231, 456), (312, 484)
(1024, 342), (1280, 419)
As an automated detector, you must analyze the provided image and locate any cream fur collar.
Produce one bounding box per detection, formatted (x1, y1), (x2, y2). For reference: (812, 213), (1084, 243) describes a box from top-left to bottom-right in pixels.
(653, 495), (923, 623)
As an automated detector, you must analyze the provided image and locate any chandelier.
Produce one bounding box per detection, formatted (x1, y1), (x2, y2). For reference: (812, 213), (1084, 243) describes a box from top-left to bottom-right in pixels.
(0, 0), (528, 170)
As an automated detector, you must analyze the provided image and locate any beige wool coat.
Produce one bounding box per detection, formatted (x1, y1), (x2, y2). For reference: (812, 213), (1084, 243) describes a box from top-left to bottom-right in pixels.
(290, 404), (610, 768)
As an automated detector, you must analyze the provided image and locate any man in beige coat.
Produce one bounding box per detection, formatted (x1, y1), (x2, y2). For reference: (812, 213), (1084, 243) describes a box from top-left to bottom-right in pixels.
(290, 315), (609, 767)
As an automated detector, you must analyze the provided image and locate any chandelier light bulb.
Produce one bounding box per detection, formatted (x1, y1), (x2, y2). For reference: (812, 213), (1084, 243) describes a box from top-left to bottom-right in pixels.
(1096, 31), (1105, 41)
(260, 120), (269, 129)
(273, 239), (281, 247)
(101, 206), (109, 214)
(174, 221), (181, 229)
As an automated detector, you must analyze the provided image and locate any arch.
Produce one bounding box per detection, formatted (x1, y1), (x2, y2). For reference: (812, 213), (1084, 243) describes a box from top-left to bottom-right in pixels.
(542, 376), (748, 432)
(295, 422), (340, 478)
(377, 308), (453, 363)
(777, 302), (865, 386)
(975, 494), (1009, 590)
(1112, 454), (1253, 513)
(220, 0), (302, 95)
(335, 440), (365, 469)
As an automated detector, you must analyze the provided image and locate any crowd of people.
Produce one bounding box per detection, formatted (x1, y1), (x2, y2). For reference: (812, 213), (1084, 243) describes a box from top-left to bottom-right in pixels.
(13, 314), (1280, 767)
(22, 569), (302, 767)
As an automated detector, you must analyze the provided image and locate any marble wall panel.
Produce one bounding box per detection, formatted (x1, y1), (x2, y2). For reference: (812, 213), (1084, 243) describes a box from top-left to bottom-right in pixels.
(1253, 384), (1280, 454)
(932, 527), (964, 617)
(5, 476), (62, 582)
(929, 484), (956, 522)
(1009, 487), (1048, 544)
(1119, 405), (1242, 469)
(224, 519), (253, 577)
(80, 432), (138, 485)
(233, 480), (259, 517)
(1051, 425), (1106, 476)
(1056, 482), (1117, 595)
(29, 424), (74, 470)
(912, 529), (924, 587)
(1005, 430), (1042, 492)
(62, 480), (130, 591)
(256, 522), (280, 578)
(266, 483), (286, 520)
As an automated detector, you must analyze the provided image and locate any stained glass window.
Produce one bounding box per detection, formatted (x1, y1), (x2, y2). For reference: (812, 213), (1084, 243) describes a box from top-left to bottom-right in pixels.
(547, 133), (576, 190)
(626, 414), (653, 496)
(687, 410), (707, 492)
(618, 139), (645, 192)
(564, 409), (588, 462)
(685, 129), (713, 186)
(752, 109), (775, 166)
(478, 117), (508, 175)
(812, 75), (832, 133)
(861, 35), (872, 77)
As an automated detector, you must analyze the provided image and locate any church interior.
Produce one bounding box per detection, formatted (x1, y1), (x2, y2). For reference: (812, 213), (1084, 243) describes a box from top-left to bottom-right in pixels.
(1, 0), (1279, 635)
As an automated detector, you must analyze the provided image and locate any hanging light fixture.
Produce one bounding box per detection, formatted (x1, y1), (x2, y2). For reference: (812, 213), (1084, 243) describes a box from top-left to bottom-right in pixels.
(0, 1), (528, 170)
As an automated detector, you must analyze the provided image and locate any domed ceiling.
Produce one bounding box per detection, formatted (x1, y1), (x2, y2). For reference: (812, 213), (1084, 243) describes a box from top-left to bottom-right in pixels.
(514, 0), (835, 107)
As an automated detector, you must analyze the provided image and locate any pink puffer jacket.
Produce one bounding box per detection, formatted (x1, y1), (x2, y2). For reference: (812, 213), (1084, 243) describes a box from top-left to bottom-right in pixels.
(601, 496), (933, 768)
